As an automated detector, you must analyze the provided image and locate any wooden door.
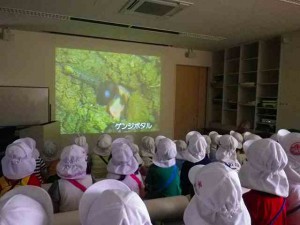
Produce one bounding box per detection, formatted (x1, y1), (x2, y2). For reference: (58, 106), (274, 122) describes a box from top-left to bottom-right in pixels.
(174, 65), (208, 140)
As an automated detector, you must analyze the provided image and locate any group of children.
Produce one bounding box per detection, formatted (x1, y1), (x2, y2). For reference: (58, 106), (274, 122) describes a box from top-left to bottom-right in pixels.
(0, 129), (299, 225)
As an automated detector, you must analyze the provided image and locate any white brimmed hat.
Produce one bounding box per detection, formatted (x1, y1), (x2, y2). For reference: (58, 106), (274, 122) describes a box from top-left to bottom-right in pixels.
(107, 138), (139, 175)
(153, 138), (176, 168)
(230, 131), (243, 149)
(277, 130), (300, 186)
(243, 132), (262, 142)
(155, 135), (166, 146)
(175, 140), (187, 160)
(1, 142), (36, 180)
(0, 186), (53, 225)
(239, 138), (289, 197)
(184, 132), (207, 163)
(56, 144), (87, 179)
(209, 131), (222, 145)
(79, 179), (151, 225)
(74, 135), (89, 155)
(93, 134), (112, 156)
(186, 131), (201, 143)
(43, 140), (58, 161)
(140, 136), (155, 157)
(13, 137), (39, 159)
(184, 162), (251, 225)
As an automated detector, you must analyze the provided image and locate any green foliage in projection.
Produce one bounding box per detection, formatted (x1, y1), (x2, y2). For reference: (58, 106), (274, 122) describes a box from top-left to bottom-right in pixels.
(55, 48), (161, 134)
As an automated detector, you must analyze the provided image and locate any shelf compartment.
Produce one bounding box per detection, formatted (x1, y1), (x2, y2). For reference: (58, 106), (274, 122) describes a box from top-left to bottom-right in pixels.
(260, 38), (281, 71)
(226, 46), (240, 60)
(258, 70), (279, 83)
(243, 42), (259, 59)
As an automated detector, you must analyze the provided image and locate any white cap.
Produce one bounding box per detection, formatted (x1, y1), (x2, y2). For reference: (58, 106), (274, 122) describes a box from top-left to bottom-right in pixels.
(209, 131), (221, 145)
(43, 140), (58, 161)
(124, 135), (135, 143)
(57, 145), (87, 179)
(184, 133), (207, 163)
(186, 131), (201, 143)
(184, 162), (251, 225)
(239, 139), (289, 197)
(93, 134), (112, 156)
(1, 142), (36, 180)
(216, 135), (241, 170)
(153, 138), (177, 168)
(155, 135), (166, 146)
(74, 135), (89, 155)
(277, 130), (300, 186)
(174, 140), (187, 160)
(243, 132), (261, 142)
(140, 136), (155, 158)
(13, 137), (39, 159)
(0, 186), (53, 225)
(79, 179), (151, 225)
(107, 138), (139, 175)
(230, 131), (243, 149)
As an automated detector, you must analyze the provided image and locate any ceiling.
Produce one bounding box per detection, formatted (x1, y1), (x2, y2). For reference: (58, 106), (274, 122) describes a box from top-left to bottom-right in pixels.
(0, 0), (300, 50)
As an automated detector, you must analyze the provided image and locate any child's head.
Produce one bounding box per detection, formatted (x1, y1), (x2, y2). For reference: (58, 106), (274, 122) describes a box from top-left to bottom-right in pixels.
(203, 135), (211, 155)
(153, 137), (177, 168)
(277, 129), (300, 185)
(94, 134), (112, 156)
(43, 140), (58, 161)
(243, 132), (261, 142)
(185, 131), (207, 163)
(79, 179), (151, 225)
(230, 131), (243, 149)
(56, 144), (87, 180)
(140, 136), (155, 157)
(209, 131), (221, 146)
(107, 138), (139, 175)
(13, 137), (40, 159)
(74, 135), (89, 155)
(1, 142), (36, 180)
(184, 162), (251, 225)
(174, 140), (187, 160)
(239, 138), (289, 197)
(0, 186), (53, 225)
(124, 134), (135, 144)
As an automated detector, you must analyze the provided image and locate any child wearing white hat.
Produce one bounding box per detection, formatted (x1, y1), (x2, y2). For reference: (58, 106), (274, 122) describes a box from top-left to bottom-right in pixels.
(145, 137), (181, 199)
(183, 162), (251, 225)
(277, 129), (300, 225)
(74, 135), (92, 175)
(180, 131), (211, 195)
(92, 134), (112, 178)
(79, 179), (152, 225)
(0, 186), (53, 225)
(42, 140), (60, 183)
(243, 131), (262, 142)
(216, 135), (241, 171)
(13, 137), (47, 183)
(107, 138), (145, 197)
(239, 139), (289, 225)
(230, 131), (247, 166)
(125, 135), (144, 166)
(48, 144), (93, 213)
(203, 135), (211, 157)
(0, 141), (41, 197)
(209, 131), (221, 161)
(140, 136), (155, 167)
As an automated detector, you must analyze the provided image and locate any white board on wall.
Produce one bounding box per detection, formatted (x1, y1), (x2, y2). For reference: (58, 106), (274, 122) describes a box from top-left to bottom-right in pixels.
(0, 86), (49, 126)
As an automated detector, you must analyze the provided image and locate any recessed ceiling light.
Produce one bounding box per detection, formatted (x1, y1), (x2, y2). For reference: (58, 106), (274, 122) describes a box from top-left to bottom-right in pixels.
(278, 0), (300, 6)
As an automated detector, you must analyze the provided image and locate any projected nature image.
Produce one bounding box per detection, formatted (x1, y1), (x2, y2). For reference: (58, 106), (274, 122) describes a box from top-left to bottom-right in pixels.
(55, 48), (161, 134)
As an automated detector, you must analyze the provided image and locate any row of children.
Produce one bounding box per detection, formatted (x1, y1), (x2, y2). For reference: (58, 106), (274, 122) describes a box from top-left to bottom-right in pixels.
(1, 128), (300, 225)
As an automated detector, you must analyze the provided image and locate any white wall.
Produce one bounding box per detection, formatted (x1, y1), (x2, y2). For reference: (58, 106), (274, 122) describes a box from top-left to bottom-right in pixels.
(0, 30), (212, 146)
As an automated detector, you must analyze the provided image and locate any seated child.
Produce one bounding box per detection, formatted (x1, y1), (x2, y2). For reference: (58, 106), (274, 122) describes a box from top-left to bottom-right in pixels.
(230, 131), (247, 165)
(208, 131), (221, 161)
(42, 140), (60, 183)
(145, 137), (181, 199)
(184, 162), (251, 225)
(140, 136), (155, 167)
(180, 131), (211, 195)
(216, 135), (241, 171)
(277, 129), (300, 225)
(74, 135), (92, 174)
(107, 138), (145, 197)
(0, 141), (40, 197)
(239, 139), (289, 225)
(92, 134), (112, 178)
(0, 185), (53, 225)
(48, 144), (93, 213)
(175, 139), (188, 171)
(203, 135), (211, 158)
(125, 134), (144, 166)
(79, 179), (152, 225)
(13, 137), (47, 183)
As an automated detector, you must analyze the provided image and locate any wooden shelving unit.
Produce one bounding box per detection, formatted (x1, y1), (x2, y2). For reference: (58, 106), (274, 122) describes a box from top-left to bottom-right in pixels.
(208, 37), (280, 133)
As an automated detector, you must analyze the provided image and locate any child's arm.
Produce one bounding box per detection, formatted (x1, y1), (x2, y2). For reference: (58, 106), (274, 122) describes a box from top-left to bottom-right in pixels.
(48, 180), (61, 213)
